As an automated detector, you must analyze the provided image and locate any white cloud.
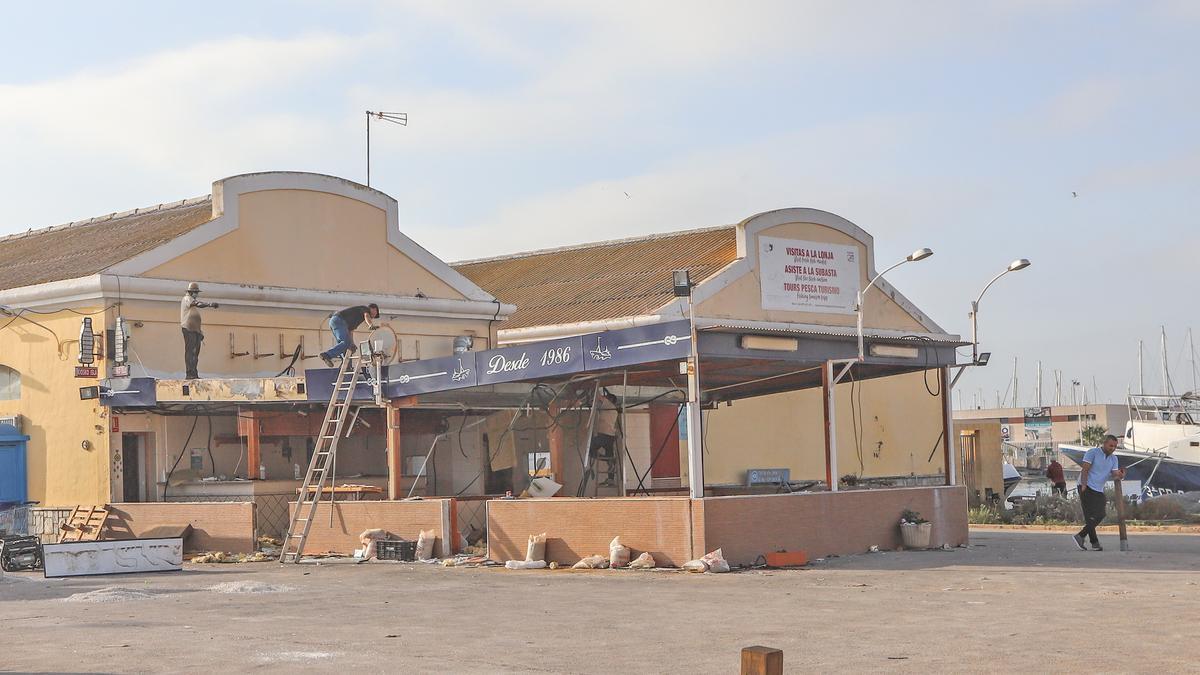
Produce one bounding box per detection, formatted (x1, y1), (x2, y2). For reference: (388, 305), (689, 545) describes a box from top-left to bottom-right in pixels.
(0, 34), (363, 178)
(412, 115), (994, 262)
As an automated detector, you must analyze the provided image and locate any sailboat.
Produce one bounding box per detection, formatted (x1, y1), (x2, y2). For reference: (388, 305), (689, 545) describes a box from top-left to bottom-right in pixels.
(1061, 329), (1200, 497)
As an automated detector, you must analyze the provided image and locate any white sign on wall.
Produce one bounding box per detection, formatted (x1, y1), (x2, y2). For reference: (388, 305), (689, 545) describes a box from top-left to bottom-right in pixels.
(759, 236), (861, 314)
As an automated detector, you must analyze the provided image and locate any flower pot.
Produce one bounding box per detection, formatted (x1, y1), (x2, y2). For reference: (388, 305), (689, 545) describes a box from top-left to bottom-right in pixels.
(900, 522), (932, 549)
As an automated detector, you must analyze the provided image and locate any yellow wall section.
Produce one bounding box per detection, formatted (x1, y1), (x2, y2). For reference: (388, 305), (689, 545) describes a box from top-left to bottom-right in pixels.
(699, 371), (946, 485)
(146, 189), (462, 299)
(0, 309), (112, 505)
(698, 221), (929, 332)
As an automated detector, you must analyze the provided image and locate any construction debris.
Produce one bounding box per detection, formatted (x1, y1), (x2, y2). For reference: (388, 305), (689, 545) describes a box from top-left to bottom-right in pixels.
(608, 537), (630, 568)
(683, 548), (730, 573)
(505, 560), (548, 569)
(191, 551), (272, 564)
(525, 532), (547, 562)
(358, 529), (392, 559)
(628, 552), (656, 569)
(416, 529), (436, 561)
(572, 555), (609, 569)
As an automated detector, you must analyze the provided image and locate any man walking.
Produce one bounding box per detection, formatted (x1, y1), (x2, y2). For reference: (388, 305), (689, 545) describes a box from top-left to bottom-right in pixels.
(1046, 457), (1067, 497)
(180, 282), (218, 379)
(1073, 434), (1125, 551)
(320, 303), (380, 367)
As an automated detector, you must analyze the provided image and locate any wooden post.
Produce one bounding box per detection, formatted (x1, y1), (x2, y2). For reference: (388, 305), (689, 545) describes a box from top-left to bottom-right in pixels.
(1113, 478), (1130, 551)
(245, 410), (261, 480)
(386, 403), (403, 499)
(548, 400), (565, 491)
(740, 646), (783, 675)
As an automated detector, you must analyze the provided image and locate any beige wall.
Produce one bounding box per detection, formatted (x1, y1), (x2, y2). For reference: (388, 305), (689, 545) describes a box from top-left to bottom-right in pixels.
(699, 486), (968, 566)
(699, 371), (947, 485)
(147, 189), (462, 299)
(0, 308), (113, 506)
(697, 220), (928, 332)
(114, 297), (491, 380)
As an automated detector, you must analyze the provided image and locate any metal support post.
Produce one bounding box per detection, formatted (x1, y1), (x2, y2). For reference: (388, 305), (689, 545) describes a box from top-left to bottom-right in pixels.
(685, 295), (705, 499)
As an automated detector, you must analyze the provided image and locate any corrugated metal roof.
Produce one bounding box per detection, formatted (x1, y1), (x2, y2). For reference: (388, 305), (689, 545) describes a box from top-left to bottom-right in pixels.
(453, 226), (738, 329)
(0, 197), (213, 292)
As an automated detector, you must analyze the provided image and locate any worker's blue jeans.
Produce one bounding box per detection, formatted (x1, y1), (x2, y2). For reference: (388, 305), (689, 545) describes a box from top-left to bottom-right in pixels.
(321, 315), (353, 360)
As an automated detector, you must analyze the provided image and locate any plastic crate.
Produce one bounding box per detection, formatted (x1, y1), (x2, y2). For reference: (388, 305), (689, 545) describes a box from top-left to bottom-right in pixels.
(376, 539), (416, 561)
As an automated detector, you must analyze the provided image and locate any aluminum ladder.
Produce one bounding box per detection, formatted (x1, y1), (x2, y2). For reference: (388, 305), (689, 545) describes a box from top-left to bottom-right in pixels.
(279, 344), (369, 563)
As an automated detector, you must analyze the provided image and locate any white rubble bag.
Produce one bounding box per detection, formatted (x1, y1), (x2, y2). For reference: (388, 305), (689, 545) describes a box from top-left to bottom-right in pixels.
(526, 532), (547, 562)
(572, 554), (609, 569)
(608, 536), (630, 568)
(358, 528), (391, 559)
(505, 560), (548, 570)
(628, 552), (656, 569)
(683, 548), (730, 573)
(416, 529), (437, 561)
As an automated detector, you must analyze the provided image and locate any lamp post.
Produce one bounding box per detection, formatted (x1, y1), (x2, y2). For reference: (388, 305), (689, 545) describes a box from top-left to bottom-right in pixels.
(856, 248), (933, 360)
(969, 259), (1031, 365)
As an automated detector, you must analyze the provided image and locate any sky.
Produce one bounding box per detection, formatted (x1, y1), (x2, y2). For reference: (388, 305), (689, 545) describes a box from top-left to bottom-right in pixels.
(1, 1), (1198, 409)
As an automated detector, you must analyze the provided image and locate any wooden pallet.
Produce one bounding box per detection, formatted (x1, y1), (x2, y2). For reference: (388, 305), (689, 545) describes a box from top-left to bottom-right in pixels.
(58, 505), (110, 543)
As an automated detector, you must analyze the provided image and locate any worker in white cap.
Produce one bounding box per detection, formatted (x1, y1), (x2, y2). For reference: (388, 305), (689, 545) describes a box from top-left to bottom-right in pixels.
(180, 282), (218, 379)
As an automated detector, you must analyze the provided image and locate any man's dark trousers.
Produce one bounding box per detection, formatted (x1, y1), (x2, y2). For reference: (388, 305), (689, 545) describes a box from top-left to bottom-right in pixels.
(1077, 486), (1107, 546)
(182, 328), (203, 379)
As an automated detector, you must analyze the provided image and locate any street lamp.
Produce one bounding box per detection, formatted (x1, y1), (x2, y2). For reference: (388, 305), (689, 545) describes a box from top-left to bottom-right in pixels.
(857, 247), (933, 360)
(969, 258), (1031, 365)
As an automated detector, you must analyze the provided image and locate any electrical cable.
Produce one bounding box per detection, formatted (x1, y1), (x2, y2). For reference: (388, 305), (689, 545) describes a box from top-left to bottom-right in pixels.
(162, 415), (200, 499)
(206, 415), (216, 477)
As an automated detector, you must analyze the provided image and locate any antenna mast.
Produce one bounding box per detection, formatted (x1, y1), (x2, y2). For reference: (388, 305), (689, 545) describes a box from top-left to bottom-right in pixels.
(364, 110), (408, 187)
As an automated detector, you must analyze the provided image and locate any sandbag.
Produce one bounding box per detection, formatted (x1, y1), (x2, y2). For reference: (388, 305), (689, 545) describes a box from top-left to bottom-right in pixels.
(571, 554), (609, 569)
(628, 552), (655, 569)
(505, 560), (548, 570)
(416, 529), (437, 561)
(526, 532), (547, 562)
(609, 536), (630, 568)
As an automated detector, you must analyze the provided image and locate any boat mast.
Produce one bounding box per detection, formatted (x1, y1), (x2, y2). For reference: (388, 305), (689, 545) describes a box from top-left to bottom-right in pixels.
(1012, 357), (1019, 408)
(1161, 326), (1173, 396)
(1138, 339), (1144, 394)
(1189, 328), (1197, 393)
(1055, 370), (1062, 406)
(1036, 360), (1043, 408)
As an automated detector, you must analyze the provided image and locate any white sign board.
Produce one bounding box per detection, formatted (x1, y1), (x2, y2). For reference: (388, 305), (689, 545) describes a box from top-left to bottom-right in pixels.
(759, 236), (860, 314)
(42, 537), (183, 578)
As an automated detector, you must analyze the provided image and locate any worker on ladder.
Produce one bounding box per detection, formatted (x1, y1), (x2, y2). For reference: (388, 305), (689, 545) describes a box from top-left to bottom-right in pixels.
(320, 303), (380, 368)
(590, 389), (621, 488)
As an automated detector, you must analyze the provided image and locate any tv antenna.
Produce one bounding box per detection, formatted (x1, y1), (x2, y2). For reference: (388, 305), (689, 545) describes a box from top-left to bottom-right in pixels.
(365, 110), (407, 187)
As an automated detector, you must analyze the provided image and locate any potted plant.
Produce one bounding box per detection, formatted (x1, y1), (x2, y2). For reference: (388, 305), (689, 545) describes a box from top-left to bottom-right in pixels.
(899, 508), (932, 549)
